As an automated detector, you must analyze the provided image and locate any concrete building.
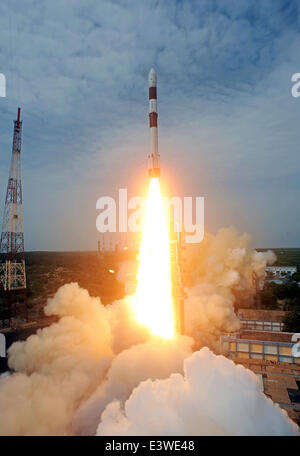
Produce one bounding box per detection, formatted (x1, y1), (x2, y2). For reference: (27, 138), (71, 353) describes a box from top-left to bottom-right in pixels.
(221, 329), (300, 424)
(265, 266), (297, 276)
(238, 309), (286, 332)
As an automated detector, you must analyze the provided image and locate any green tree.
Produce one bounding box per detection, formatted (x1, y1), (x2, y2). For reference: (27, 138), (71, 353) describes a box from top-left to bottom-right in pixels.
(261, 282), (300, 310)
(260, 282), (280, 309)
(292, 272), (300, 282)
(277, 282), (300, 300)
(283, 307), (300, 333)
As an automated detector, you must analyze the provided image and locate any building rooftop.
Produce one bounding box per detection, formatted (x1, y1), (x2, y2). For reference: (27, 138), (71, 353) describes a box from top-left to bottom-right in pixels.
(239, 330), (293, 343)
(238, 309), (286, 323)
(221, 324), (300, 426)
(231, 357), (300, 424)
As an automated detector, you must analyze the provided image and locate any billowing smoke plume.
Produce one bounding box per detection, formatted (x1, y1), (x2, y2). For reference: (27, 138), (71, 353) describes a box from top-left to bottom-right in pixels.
(0, 283), (149, 435)
(73, 335), (193, 436)
(0, 228), (295, 436)
(184, 284), (241, 350)
(185, 228), (276, 291)
(97, 348), (298, 436)
(183, 228), (276, 349)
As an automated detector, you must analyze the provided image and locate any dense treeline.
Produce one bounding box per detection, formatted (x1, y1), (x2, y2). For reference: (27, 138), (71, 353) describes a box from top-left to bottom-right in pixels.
(260, 281), (300, 332)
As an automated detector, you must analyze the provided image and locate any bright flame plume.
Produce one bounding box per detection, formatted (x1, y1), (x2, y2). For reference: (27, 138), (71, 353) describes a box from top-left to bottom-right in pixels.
(133, 178), (175, 338)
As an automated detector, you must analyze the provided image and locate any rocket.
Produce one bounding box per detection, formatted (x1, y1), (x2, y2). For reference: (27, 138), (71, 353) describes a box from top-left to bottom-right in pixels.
(148, 68), (160, 178)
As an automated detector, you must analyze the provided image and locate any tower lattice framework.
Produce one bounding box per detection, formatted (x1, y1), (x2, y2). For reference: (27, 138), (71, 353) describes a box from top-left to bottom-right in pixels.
(0, 108), (26, 291)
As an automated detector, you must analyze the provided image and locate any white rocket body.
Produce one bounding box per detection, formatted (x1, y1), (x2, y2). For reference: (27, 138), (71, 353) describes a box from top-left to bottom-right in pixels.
(148, 68), (160, 178)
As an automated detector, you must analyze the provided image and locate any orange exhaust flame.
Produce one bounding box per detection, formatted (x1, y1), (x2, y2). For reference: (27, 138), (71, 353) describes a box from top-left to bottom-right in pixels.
(132, 178), (175, 338)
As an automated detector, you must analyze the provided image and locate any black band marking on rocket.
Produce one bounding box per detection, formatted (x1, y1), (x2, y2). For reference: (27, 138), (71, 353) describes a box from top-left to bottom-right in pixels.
(149, 87), (157, 99)
(149, 112), (158, 127)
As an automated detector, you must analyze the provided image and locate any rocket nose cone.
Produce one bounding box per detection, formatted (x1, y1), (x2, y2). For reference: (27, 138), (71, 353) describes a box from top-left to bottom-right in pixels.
(148, 68), (157, 87)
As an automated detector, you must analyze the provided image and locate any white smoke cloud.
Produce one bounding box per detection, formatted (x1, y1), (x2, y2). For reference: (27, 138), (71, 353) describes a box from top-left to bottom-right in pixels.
(97, 347), (299, 436)
(182, 228), (276, 349)
(72, 335), (193, 436)
(0, 282), (150, 435)
(185, 228), (275, 292)
(184, 284), (241, 350)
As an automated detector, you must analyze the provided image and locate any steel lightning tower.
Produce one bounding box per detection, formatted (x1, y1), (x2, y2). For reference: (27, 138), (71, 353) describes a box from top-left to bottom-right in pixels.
(0, 108), (26, 291)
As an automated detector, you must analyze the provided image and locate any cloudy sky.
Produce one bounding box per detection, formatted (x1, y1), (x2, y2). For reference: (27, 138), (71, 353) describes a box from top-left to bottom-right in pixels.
(0, 0), (300, 250)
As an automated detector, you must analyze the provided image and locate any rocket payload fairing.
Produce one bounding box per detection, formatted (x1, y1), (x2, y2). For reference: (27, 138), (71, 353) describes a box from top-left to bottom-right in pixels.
(148, 68), (160, 178)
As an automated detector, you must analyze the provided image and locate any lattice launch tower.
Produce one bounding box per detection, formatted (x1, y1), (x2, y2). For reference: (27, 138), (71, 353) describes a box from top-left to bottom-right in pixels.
(0, 108), (26, 291)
